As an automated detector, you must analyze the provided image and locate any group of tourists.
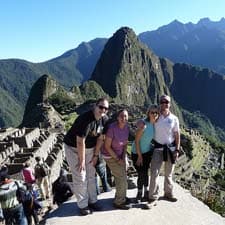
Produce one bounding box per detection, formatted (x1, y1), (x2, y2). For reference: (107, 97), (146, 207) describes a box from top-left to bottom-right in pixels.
(64, 94), (180, 215)
(0, 94), (180, 222)
(0, 156), (53, 225)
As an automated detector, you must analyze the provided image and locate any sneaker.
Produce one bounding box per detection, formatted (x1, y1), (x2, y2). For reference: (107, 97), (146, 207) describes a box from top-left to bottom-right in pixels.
(89, 202), (102, 211)
(113, 203), (131, 210)
(79, 206), (92, 216)
(164, 195), (177, 202)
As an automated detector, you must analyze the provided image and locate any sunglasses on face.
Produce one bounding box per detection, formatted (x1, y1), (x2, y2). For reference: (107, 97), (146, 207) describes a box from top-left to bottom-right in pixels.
(98, 105), (109, 111)
(160, 100), (170, 104)
(150, 111), (158, 115)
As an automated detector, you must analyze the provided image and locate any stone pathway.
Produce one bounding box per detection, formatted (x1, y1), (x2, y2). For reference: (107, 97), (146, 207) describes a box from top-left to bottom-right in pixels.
(43, 177), (225, 225)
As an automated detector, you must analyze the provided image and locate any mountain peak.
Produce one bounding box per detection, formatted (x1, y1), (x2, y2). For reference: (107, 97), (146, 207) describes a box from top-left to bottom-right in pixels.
(170, 19), (183, 26)
(197, 17), (211, 26)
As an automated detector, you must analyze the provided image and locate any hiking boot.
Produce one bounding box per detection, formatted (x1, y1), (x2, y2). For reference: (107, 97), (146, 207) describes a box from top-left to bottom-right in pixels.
(113, 203), (131, 210)
(164, 194), (177, 202)
(89, 202), (102, 211)
(79, 206), (92, 216)
(141, 191), (149, 202)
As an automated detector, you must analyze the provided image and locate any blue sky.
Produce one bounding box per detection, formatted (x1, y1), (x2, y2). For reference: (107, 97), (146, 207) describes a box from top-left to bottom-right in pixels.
(1, 0), (224, 62)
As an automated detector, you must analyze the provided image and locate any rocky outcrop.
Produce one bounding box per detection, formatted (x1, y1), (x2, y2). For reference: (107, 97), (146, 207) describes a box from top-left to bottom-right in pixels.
(91, 27), (170, 106)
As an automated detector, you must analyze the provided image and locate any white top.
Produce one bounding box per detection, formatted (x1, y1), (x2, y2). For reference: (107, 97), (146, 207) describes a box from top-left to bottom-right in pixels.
(154, 112), (179, 145)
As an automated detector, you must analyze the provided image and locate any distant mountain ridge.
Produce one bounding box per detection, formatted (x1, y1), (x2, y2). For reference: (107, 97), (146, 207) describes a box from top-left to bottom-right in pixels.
(1, 17), (225, 128)
(139, 17), (225, 75)
(0, 38), (107, 127)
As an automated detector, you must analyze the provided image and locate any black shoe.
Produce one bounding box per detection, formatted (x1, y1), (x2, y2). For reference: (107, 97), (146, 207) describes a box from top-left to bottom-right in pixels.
(141, 191), (148, 202)
(79, 206), (92, 216)
(141, 203), (151, 210)
(148, 198), (157, 206)
(113, 203), (131, 210)
(126, 197), (132, 204)
(89, 202), (102, 211)
(164, 195), (177, 202)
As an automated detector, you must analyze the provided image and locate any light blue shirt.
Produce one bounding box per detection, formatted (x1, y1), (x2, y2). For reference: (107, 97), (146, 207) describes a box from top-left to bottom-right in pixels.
(131, 119), (154, 154)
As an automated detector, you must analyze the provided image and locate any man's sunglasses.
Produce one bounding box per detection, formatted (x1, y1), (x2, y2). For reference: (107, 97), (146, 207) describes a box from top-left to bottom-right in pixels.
(160, 101), (170, 104)
(98, 105), (109, 110)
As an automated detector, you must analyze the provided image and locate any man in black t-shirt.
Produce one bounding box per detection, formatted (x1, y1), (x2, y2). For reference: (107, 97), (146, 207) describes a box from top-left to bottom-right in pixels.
(64, 97), (109, 216)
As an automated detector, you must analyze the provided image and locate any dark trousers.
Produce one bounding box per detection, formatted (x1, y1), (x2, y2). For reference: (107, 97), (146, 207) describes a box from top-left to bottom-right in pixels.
(95, 158), (111, 193)
(3, 204), (28, 225)
(131, 151), (152, 189)
(25, 210), (39, 225)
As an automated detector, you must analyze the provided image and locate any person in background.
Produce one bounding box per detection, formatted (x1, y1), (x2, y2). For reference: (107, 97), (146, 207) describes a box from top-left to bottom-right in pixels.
(34, 157), (50, 201)
(22, 183), (39, 225)
(95, 153), (111, 194)
(0, 165), (28, 225)
(22, 162), (35, 185)
(52, 168), (73, 206)
(131, 105), (159, 205)
(102, 109), (130, 210)
(64, 97), (109, 216)
(148, 94), (180, 204)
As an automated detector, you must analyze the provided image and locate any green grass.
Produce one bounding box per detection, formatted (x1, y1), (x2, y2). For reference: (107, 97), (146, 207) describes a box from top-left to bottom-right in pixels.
(63, 112), (78, 131)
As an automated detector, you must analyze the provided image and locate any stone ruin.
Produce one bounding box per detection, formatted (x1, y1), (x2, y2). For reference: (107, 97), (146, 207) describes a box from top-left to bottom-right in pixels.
(0, 127), (66, 184)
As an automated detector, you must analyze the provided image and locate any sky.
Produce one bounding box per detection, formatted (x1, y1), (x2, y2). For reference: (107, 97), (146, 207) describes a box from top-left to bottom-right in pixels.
(1, 0), (225, 63)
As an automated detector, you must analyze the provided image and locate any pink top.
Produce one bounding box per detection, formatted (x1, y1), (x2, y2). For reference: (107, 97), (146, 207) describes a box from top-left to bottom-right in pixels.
(22, 167), (35, 184)
(102, 122), (129, 159)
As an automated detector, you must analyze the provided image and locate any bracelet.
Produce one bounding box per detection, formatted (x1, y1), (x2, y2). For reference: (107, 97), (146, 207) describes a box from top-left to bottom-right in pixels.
(93, 154), (99, 158)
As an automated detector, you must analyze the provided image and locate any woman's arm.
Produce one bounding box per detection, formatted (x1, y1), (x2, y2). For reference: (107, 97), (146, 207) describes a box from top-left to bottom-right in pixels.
(104, 136), (119, 161)
(134, 128), (144, 166)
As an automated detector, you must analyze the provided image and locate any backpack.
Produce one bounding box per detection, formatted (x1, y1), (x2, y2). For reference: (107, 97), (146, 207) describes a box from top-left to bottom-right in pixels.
(35, 163), (49, 178)
(15, 181), (27, 203)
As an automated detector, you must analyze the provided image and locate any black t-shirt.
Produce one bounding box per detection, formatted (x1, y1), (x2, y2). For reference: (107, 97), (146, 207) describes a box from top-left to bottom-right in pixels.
(64, 110), (108, 148)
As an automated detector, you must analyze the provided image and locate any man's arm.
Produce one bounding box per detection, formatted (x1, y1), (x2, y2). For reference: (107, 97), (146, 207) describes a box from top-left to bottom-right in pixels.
(92, 134), (104, 166)
(76, 136), (86, 172)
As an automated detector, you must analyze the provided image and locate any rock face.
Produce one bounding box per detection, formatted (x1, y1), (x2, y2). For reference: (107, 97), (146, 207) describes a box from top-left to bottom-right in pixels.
(21, 75), (66, 128)
(91, 27), (170, 106)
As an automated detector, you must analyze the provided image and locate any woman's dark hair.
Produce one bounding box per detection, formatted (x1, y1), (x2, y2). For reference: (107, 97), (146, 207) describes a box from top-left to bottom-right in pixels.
(96, 97), (108, 105)
(116, 109), (128, 118)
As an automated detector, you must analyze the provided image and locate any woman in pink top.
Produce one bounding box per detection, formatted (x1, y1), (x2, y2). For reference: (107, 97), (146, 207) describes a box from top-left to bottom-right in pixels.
(102, 109), (130, 210)
(22, 162), (35, 184)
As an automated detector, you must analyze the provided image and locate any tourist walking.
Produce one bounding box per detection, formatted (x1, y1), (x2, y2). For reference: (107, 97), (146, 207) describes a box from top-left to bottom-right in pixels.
(0, 165), (28, 225)
(22, 162), (35, 185)
(34, 157), (50, 200)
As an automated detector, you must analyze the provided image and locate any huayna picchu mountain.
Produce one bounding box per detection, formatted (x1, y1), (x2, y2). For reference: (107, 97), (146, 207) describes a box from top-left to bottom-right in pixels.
(91, 27), (170, 106)
(21, 26), (225, 141)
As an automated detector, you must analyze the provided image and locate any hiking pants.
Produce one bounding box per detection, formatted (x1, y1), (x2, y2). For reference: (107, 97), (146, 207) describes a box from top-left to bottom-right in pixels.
(148, 149), (175, 200)
(105, 157), (127, 205)
(64, 144), (97, 209)
(36, 176), (50, 199)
